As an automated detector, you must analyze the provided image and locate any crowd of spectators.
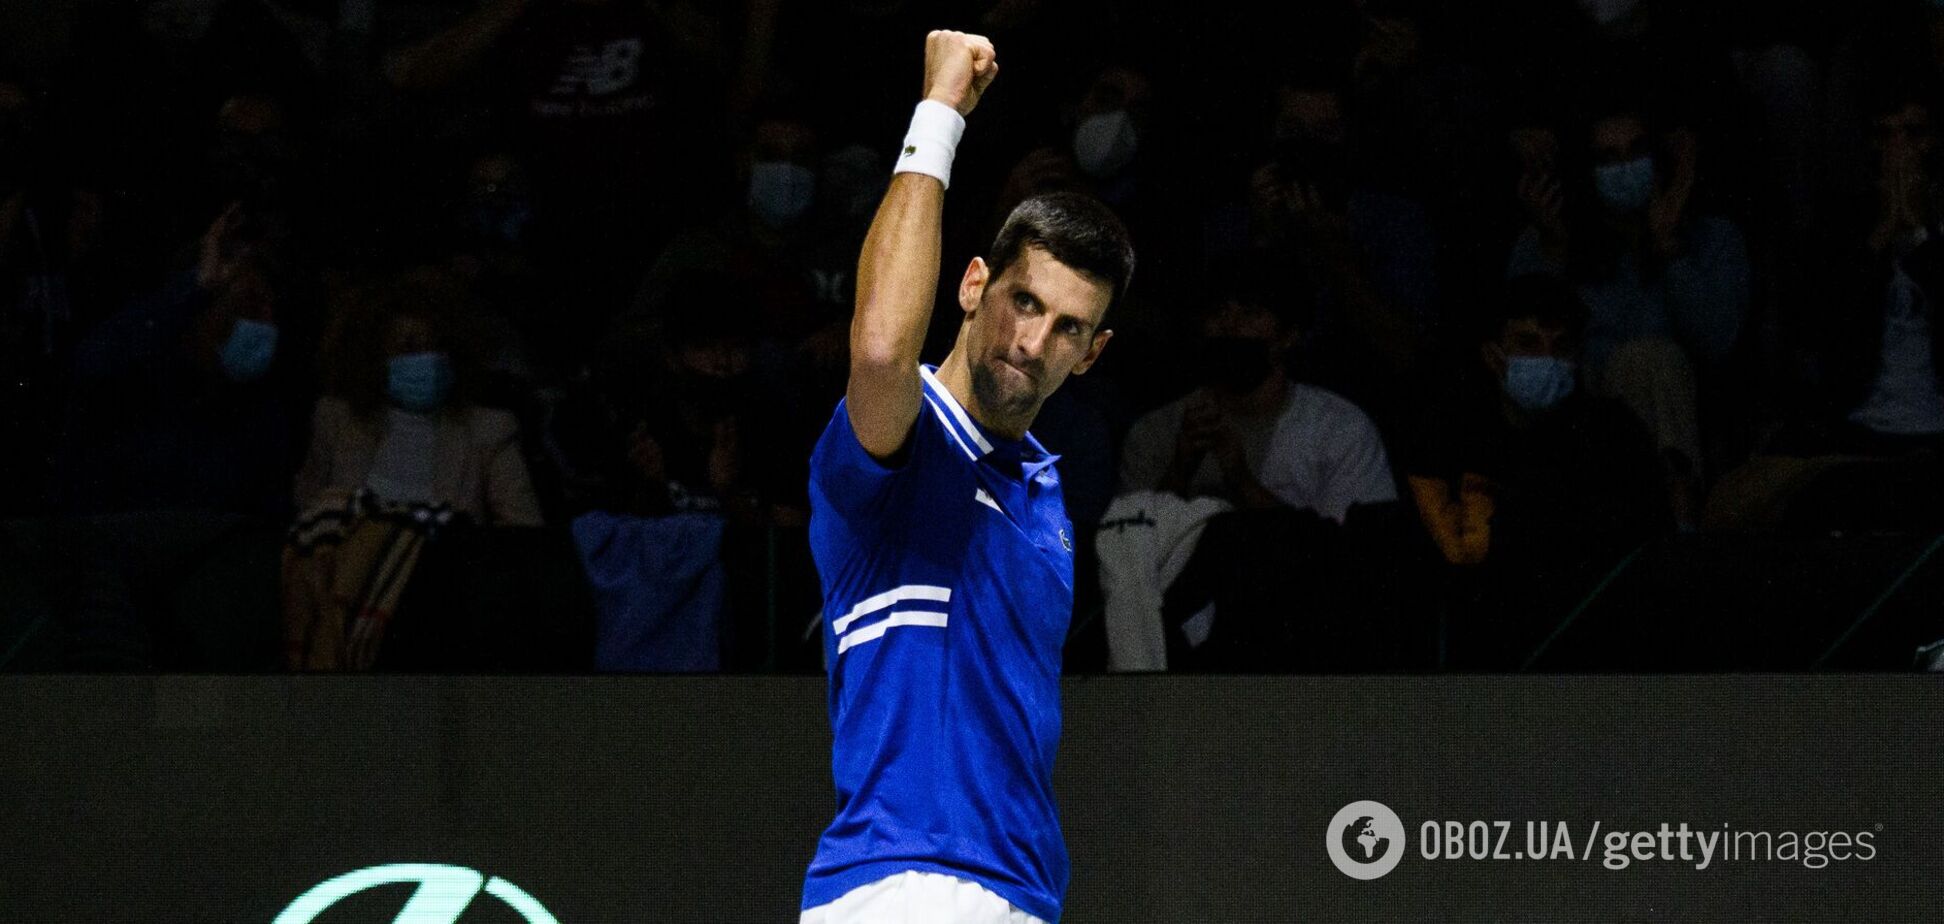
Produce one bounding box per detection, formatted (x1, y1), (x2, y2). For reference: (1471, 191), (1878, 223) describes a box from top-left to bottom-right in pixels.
(2, 0), (1940, 672)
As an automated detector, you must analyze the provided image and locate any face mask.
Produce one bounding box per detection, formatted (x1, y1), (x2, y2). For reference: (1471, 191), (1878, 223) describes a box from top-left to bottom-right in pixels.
(1502, 355), (1577, 412)
(1073, 109), (1139, 179)
(1594, 155), (1655, 213)
(219, 317), (279, 382)
(1191, 336), (1276, 392)
(747, 161), (816, 229)
(387, 351), (454, 413)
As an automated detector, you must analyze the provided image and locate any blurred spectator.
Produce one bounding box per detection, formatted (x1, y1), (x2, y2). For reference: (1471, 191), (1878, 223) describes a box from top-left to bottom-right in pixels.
(205, 92), (308, 210)
(1104, 255), (1412, 675)
(1508, 96), (1749, 527)
(386, 0), (732, 321)
(629, 105), (856, 354)
(1346, 0), (1495, 213)
(1229, 61), (1441, 436)
(597, 270), (804, 524)
(989, 63), (1198, 406)
(1117, 253), (1396, 522)
(293, 265), (543, 524)
(1404, 274), (1670, 666)
(440, 148), (550, 393)
(59, 202), (305, 518)
(626, 105), (893, 489)
(1791, 80), (1944, 455)
(592, 268), (821, 669)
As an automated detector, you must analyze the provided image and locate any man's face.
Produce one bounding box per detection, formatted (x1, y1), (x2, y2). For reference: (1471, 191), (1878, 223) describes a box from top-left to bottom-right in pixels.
(958, 246), (1113, 420)
(1590, 114), (1651, 166)
(1870, 103), (1937, 164)
(1193, 299), (1294, 393)
(1481, 316), (1578, 379)
(1274, 87), (1345, 146)
(198, 266), (277, 361)
(747, 118), (817, 170)
(1077, 67), (1153, 124)
(383, 314), (440, 359)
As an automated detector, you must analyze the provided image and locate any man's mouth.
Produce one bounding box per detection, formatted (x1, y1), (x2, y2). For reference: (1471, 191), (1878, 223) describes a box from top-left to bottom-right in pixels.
(996, 358), (1037, 386)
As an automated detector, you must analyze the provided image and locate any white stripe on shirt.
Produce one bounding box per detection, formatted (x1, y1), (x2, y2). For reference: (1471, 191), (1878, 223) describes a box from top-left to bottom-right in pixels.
(925, 396), (981, 462)
(837, 611), (951, 654)
(920, 364), (993, 456)
(831, 584), (953, 635)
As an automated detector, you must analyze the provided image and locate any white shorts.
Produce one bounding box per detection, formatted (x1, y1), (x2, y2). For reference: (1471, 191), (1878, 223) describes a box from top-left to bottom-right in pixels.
(799, 870), (1049, 924)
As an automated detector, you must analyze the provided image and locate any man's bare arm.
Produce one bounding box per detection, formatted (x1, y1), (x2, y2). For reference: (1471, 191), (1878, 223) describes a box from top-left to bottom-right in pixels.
(846, 30), (997, 461)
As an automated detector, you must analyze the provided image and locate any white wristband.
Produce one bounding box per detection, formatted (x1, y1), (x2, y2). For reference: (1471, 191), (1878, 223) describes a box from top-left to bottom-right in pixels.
(892, 99), (967, 189)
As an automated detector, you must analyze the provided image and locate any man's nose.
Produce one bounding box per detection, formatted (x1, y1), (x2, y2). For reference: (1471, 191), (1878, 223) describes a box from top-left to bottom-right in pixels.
(1015, 317), (1051, 362)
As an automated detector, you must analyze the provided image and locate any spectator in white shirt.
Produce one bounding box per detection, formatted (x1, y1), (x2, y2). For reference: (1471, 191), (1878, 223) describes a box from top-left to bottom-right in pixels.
(1116, 255), (1397, 522)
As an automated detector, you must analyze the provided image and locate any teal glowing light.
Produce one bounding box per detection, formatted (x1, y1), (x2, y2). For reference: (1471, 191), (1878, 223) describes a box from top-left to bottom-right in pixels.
(273, 863), (560, 924)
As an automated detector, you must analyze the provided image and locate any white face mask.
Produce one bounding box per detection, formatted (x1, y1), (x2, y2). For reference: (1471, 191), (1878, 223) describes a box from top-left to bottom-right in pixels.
(747, 161), (816, 229)
(1073, 109), (1138, 179)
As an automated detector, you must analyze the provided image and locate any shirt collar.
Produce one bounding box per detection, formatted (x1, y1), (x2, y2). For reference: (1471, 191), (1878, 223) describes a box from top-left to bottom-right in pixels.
(918, 363), (1062, 478)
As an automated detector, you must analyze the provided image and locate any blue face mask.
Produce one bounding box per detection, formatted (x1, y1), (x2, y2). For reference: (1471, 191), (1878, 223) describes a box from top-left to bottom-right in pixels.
(747, 161), (816, 229)
(1503, 355), (1577, 412)
(219, 317), (279, 382)
(387, 351), (454, 413)
(1594, 155), (1655, 212)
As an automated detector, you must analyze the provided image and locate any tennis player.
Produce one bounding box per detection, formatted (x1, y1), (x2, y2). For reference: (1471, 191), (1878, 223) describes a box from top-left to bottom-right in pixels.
(797, 28), (1136, 924)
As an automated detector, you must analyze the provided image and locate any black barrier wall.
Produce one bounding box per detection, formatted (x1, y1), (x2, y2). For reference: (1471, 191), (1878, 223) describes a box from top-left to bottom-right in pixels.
(4, 676), (1941, 922)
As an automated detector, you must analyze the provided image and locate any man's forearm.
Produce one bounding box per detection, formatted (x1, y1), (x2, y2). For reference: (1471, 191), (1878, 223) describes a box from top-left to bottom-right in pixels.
(850, 171), (944, 368)
(841, 31), (991, 459)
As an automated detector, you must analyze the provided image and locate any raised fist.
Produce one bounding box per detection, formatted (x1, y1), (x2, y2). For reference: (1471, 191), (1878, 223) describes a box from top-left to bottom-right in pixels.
(923, 30), (998, 117)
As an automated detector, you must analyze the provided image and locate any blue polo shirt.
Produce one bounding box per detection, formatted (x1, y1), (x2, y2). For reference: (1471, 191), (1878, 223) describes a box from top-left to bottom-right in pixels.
(801, 362), (1075, 922)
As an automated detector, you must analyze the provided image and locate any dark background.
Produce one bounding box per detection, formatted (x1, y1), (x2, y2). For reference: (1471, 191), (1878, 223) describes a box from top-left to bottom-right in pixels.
(4, 675), (1941, 922)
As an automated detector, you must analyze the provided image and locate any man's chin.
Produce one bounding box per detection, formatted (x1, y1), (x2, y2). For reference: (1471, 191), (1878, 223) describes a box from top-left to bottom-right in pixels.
(973, 363), (1040, 416)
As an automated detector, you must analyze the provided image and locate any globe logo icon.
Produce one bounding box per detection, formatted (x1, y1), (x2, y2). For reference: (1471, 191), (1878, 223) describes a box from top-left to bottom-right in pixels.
(1326, 801), (1405, 879)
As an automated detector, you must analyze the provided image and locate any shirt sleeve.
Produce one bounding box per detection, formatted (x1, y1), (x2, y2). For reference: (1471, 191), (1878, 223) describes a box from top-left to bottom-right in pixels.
(475, 409), (545, 527)
(808, 395), (931, 523)
(1311, 396), (1399, 523)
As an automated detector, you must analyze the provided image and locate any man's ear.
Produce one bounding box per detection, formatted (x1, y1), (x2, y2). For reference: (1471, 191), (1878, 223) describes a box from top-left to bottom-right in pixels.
(1071, 328), (1114, 375)
(958, 256), (989, 316)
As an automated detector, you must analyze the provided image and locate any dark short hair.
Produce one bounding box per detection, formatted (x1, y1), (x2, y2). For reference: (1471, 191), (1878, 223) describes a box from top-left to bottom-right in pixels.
(1486, 273), (1589, 342)
(985, 192), (1136, 315)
